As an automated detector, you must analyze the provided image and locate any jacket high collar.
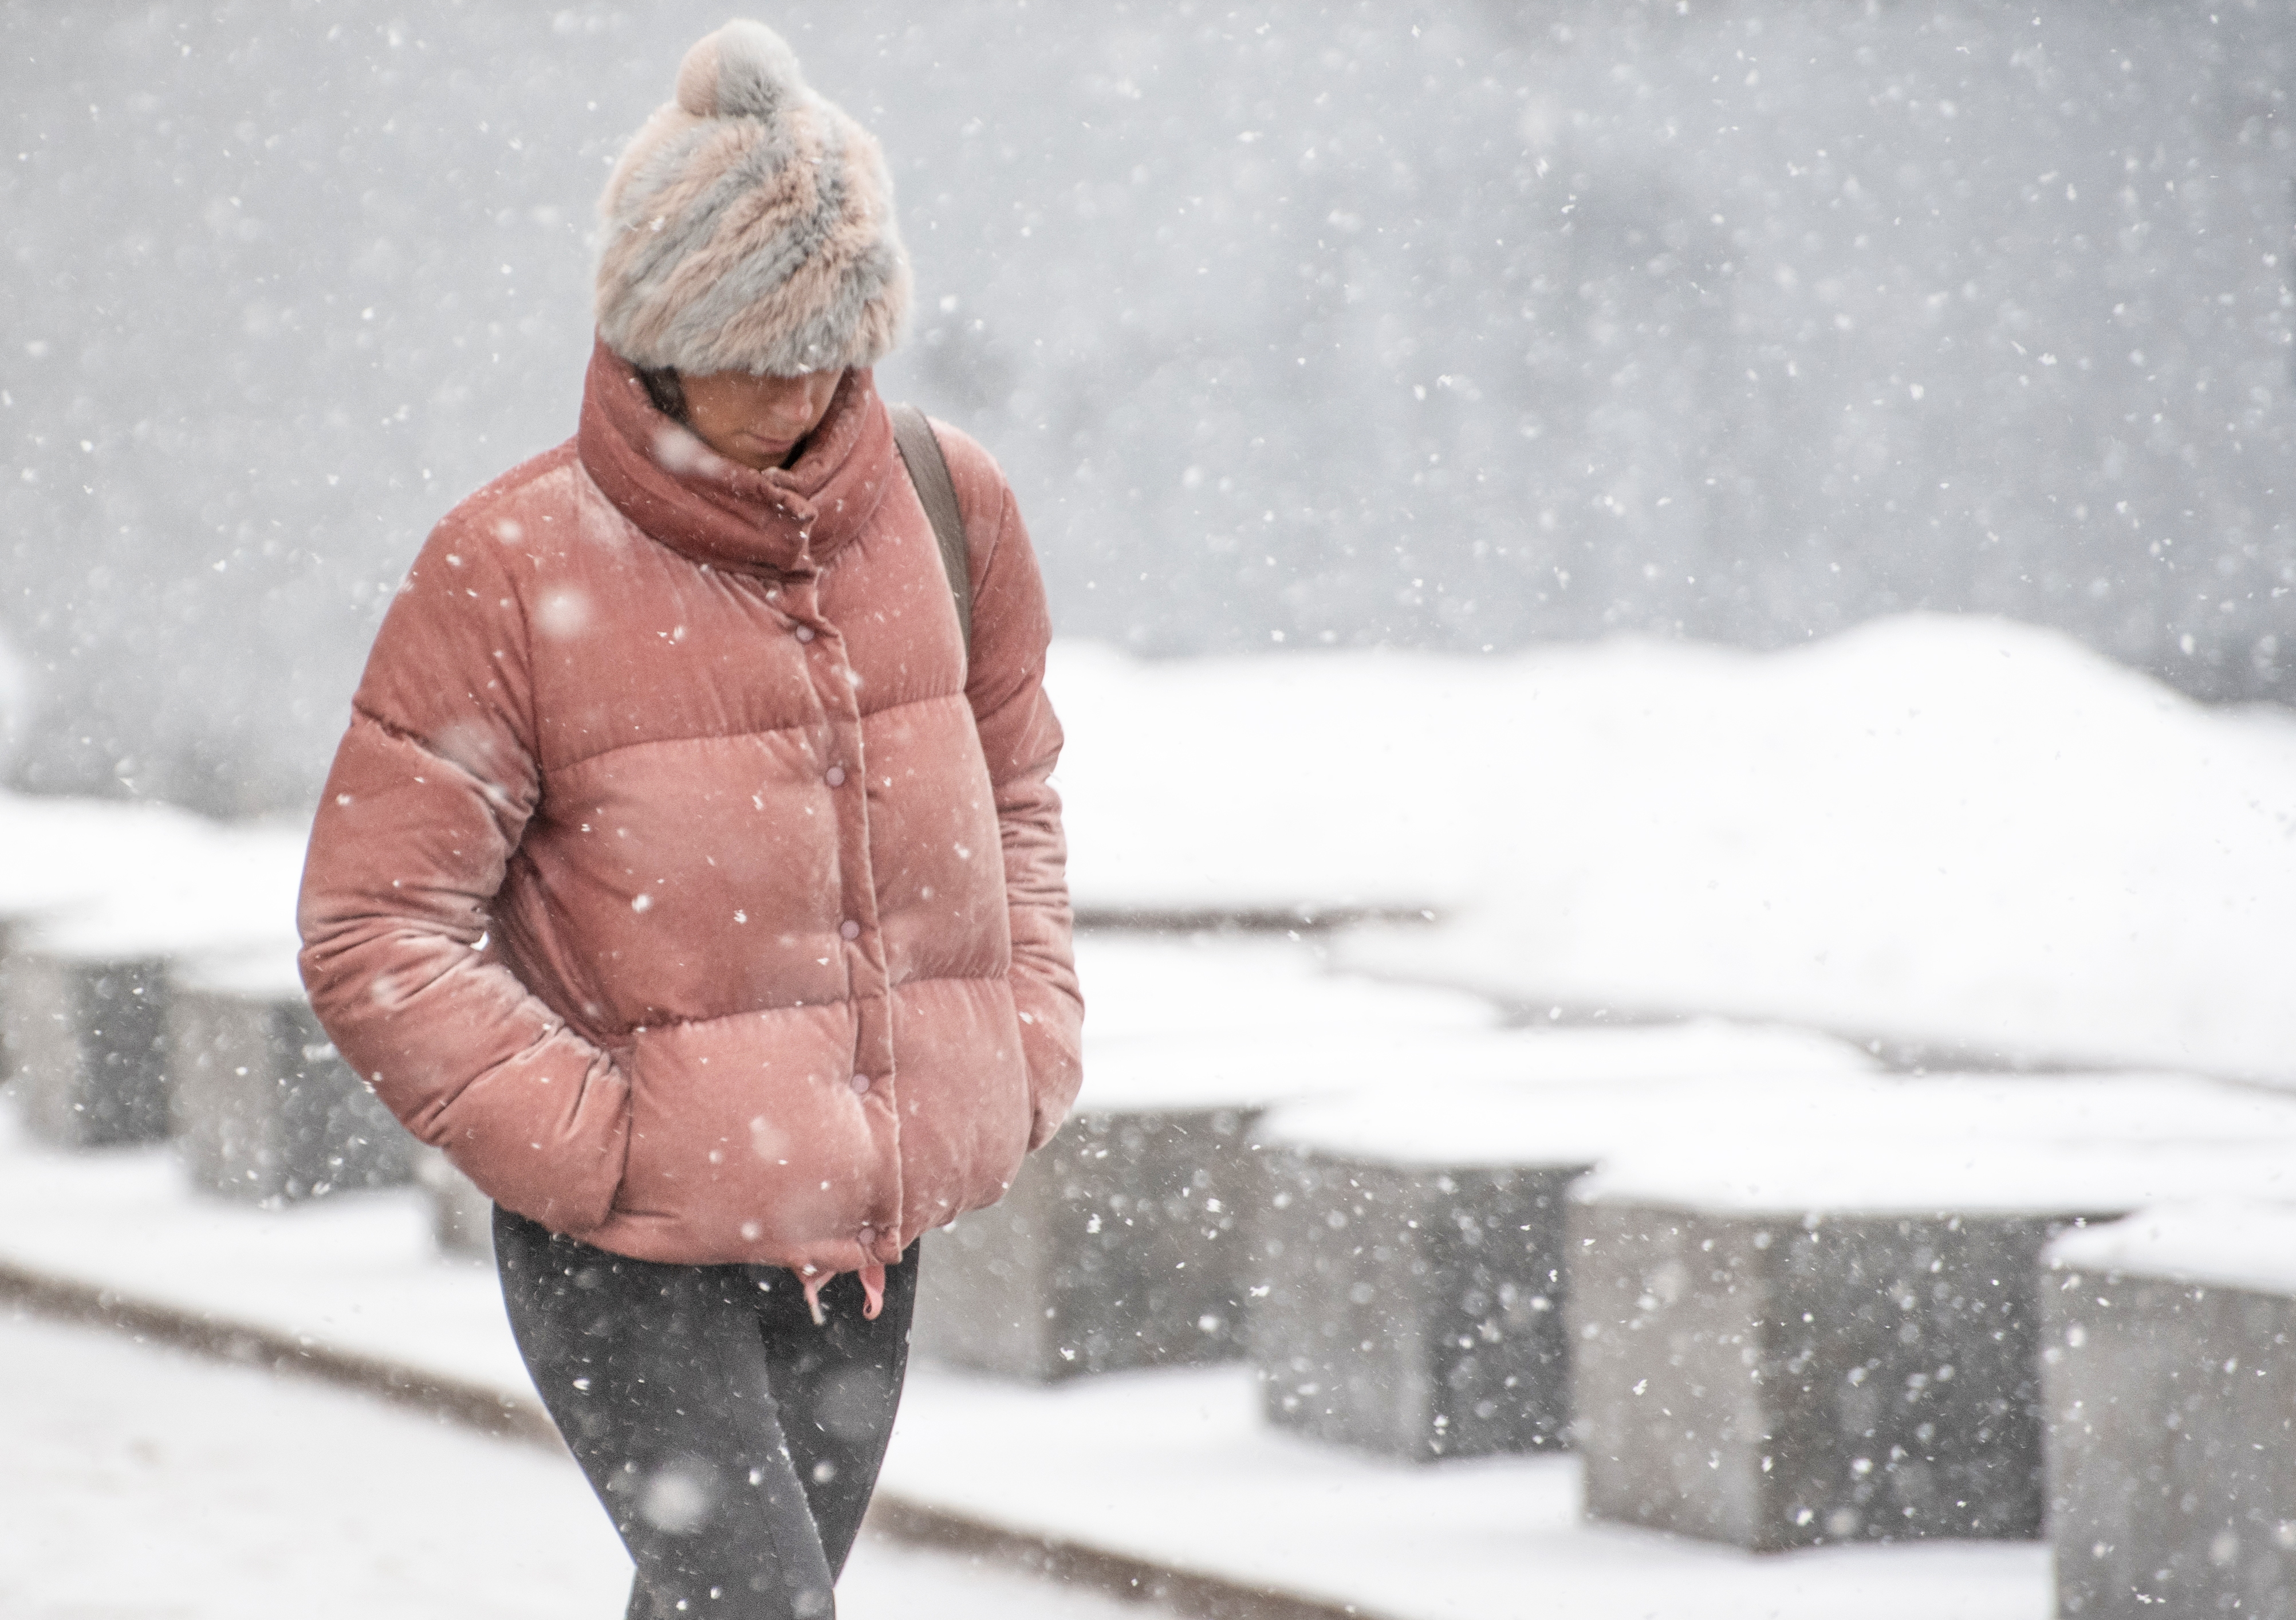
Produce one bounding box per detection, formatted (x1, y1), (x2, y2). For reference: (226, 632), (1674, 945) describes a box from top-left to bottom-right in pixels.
(574, 336), (899, 579)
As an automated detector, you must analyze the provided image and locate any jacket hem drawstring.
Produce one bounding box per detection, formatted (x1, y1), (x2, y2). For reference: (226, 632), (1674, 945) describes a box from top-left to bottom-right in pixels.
(800, 1261), (888, 1325)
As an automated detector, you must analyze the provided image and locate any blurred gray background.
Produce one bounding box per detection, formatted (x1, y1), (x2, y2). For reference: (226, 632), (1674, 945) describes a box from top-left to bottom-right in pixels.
(3, 1), (2291, 814)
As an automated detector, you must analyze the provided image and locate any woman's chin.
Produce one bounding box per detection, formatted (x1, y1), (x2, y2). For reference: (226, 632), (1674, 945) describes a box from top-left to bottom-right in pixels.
(690, 432), (792, 471)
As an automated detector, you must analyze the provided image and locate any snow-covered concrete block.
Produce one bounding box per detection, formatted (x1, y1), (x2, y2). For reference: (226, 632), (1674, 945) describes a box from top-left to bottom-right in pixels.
(168, 953), (412, 1202)
(1572, 1196), (2080, 1549)
(413, 1146), (494, 1258)
(916, 1103), (1262, 1379)
(0, 824), (306, 1153)
(911, 1008), (1792, 1383)
(1252, 1148), (1579, 1460)
(2, 947), (173, 1148)
(0, 797), (225, 1097)
(0, 926), (22, 1103)
(2044, 1205), (2296, 1619)
(1568, 1076), (2296, 1551)
(1245, 1024), (1878, 1462)
(914, 947), (1510, 1381)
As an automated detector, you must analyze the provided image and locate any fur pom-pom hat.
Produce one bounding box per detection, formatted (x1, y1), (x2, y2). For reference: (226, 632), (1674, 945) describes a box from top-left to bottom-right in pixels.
(594, 19), (911, 378)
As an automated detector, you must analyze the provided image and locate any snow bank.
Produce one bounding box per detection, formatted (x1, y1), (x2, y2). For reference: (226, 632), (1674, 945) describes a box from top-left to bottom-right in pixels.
(1049, 642), (1491, 915)
(2, 611), (2286, 1086)
(1049, 616), (2296, 1080)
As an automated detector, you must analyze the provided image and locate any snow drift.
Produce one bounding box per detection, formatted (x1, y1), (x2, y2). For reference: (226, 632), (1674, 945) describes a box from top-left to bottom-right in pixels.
(1050, 614), (2296, 1080)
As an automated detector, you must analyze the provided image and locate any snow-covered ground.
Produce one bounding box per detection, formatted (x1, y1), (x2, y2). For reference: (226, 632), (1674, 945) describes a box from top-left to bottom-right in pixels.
(0, 1112), (2048, 1617)
(0, 1308), (1148, 1620)
(0, 1106), (2053, 1620)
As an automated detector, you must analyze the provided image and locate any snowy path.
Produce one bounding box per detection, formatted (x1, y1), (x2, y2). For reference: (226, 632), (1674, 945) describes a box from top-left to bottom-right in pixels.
(0, 1308), (1145, 1620)
(0, 1094), (2063, 1620)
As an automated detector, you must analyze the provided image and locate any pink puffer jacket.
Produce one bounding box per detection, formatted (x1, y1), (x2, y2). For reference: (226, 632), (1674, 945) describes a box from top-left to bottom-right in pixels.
(298, 339), (1083, 1293)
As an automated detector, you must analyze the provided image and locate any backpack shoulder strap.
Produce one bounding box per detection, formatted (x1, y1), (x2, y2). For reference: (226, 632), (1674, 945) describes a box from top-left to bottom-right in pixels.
(888, 403), (973, 660)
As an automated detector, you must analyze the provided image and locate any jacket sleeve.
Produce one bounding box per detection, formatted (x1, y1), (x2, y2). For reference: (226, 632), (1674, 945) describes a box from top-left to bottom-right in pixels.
(943, 428), (1085, 1150)
(297, 517), (630, 1234)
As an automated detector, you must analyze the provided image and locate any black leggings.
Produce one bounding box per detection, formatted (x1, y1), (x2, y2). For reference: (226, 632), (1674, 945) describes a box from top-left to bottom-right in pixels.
(494, 1207), (919, 1620)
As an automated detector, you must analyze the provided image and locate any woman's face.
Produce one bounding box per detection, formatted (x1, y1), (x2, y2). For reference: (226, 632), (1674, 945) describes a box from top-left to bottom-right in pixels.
(679, 368), (845, 471)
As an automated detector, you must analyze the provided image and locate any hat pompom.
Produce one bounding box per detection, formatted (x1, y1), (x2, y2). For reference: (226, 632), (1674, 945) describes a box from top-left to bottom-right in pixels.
(675, 19), (805, 121)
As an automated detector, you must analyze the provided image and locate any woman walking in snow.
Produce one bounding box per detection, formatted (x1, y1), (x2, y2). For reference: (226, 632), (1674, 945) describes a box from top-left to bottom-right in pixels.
(297, 21), (1082, 1618)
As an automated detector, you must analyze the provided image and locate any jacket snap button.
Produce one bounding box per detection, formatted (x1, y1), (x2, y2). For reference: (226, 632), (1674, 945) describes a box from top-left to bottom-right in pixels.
(825, 765), (846, 787)
(850, 1074), (870, 1095)
(794, 625), (815, 642)
(839, 919), (861, 941)
(858, 1224), (877, 1244)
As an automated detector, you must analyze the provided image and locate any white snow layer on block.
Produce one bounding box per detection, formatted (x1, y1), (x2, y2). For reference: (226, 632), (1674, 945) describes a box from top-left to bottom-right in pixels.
(1249, 1021), (1877, 1159)
(1573, 1072), (2296, 1215)
(1044, 616), (2296, 1081)
(1072, 932), (1497, 1048)
(171, 939), (308, 999)
(0, 794), (305, 961)
(1080, 1027), (1538, 1113)
(2045, 1201), (2296, 1297)
(0, 793), (218, 920)
(1071, 931), (1510, 1108)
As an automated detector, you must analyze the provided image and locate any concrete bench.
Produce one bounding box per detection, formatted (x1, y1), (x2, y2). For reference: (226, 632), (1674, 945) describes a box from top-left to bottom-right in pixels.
(0, 796), (227, 1102)
(169, 951), (413, 1202)
(1248, 1022), (1875, 1462)
(2, 942), (172, 1147)
(912, 935), (1502, 1381)
(919, 1097), (1261, 1378)
(0, 813), (307, 1151)
(2045, 1203), (2296, 1619)
(413, 1145), (495, 1258)
(1568, 1074), (2296, 1552)
(1251, 1146), (1581, 1460)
